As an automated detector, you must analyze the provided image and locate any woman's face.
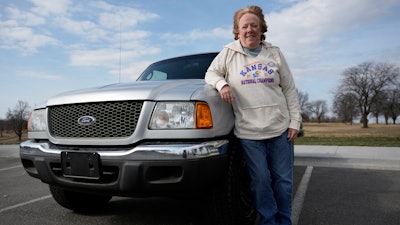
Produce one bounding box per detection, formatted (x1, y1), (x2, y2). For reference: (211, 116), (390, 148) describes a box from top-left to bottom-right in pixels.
(238, 13), (261, 49)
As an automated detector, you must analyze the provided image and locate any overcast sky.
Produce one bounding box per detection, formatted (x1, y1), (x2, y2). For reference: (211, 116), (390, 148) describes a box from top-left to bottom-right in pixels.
(1, 0), (400, 119)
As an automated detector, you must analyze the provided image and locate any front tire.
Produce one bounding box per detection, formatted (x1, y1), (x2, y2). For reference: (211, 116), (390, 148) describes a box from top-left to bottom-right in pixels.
(211, 138), (256, 225)
(49, 185), (112, 212)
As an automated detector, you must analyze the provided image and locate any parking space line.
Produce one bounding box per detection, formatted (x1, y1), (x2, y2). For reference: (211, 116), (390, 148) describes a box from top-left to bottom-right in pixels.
(0, 165), (23, 172)
(292, 166), (313, 225)
(0, 195), (52, 213)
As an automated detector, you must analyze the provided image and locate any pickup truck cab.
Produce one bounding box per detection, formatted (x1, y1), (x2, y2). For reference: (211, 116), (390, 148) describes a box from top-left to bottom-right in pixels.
(20, 53), (255, 225)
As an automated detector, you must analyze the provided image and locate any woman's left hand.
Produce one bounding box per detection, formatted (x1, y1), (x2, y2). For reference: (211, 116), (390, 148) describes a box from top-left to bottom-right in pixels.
(287, 128), (298, 142)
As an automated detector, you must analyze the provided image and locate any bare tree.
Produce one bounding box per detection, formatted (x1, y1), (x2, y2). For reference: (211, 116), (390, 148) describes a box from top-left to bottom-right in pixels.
(297, 90), (310, 122)
(0, 119), (5, 137)
(6, 100), (30, 141)
(371, 91), (386, 124)
(333, 92), (359, 124)
(384, 89), (400, 124)
(338, 61), (399, 128)
(307, 100), (328, 123)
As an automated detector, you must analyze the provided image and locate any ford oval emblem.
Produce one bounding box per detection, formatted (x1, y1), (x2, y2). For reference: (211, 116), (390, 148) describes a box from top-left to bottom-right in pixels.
(78, 116), (96, 126)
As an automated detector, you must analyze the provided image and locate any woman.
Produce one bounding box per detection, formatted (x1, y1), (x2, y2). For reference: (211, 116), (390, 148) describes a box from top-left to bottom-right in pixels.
(205, 5), (302, 225)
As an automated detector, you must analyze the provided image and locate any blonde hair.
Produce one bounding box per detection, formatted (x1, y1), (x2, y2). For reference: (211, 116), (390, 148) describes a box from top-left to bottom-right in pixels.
(232, 5), (268, 41)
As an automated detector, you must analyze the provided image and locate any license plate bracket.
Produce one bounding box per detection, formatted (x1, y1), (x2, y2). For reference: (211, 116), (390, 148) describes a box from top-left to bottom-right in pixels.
(61, 152), (100, 179)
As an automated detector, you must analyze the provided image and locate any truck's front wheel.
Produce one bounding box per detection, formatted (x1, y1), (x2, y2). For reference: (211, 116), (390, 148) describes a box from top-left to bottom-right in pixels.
(211, 139), (257, 225)
(49, 185), (112, 212)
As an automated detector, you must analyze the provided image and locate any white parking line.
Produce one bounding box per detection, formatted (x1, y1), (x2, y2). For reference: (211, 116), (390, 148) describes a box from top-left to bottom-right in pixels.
(0, 195), (52, 213)
(291, 166), (313, 225)
(0, 165), (23, 172)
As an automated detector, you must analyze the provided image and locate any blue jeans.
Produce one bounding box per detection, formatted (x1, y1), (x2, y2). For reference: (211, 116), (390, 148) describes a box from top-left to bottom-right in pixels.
(240, 130), (294, 225)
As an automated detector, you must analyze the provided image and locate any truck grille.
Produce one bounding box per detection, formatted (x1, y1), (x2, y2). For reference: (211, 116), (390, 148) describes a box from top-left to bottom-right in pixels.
(48, 101), (143, 138)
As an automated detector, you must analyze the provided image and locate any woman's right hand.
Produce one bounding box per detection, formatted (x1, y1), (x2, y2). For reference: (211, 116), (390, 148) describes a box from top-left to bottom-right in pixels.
(220, 85), (235, 104)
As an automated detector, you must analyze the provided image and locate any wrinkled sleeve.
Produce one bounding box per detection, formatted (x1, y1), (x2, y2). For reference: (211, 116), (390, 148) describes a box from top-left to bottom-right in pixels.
(277, 49), (302, 130)
(205, 48), (229, 92)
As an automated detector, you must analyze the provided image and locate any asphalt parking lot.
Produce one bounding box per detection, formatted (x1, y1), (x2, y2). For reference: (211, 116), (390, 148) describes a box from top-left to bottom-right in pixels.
(1, 145), (399, 225)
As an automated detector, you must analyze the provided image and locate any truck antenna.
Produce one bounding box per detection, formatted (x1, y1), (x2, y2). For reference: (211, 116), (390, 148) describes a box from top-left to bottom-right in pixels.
(119, 22), (122, 83)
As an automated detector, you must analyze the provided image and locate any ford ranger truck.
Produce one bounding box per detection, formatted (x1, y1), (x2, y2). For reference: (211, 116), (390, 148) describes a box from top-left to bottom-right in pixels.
(20, 53), (256, 225)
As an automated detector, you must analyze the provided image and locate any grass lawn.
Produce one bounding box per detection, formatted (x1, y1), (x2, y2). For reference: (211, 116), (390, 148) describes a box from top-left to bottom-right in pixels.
(295, 122), (400, 147)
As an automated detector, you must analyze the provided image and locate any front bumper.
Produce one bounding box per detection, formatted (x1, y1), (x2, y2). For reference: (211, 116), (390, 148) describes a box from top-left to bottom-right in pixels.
(20, 139), (229, 197)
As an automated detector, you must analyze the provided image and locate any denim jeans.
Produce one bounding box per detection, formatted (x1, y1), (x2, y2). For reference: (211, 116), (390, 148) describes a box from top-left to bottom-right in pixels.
(240, 130), (294, 225)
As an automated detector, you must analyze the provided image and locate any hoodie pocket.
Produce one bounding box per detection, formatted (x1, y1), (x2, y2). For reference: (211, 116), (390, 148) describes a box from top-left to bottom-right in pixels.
(238, 105), (287, 133)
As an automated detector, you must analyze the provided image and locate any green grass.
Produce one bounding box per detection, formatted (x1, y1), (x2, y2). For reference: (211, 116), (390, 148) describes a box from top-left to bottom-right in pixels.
(295, 136), (400, 147)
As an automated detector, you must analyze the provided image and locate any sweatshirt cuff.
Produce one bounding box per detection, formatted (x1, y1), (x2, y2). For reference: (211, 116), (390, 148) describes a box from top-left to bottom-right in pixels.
(289, 120), (301, 131)
(216, 80), (229, 92)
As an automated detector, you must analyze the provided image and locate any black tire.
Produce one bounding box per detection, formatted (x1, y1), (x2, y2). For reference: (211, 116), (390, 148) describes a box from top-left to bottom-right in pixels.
(49, 185), (112, 212)
(211, 138), (257, 225)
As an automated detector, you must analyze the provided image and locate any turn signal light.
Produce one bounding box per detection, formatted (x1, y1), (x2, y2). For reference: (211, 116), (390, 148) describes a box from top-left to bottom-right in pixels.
(196, 102), (213, 129)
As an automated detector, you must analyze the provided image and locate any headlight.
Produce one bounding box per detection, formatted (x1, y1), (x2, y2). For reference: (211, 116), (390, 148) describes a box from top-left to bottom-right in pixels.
(150, 102), (213, 129)
(27, 109), (47, 132)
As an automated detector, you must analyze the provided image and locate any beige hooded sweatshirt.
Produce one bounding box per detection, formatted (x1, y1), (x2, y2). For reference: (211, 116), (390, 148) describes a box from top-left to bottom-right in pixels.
(205, 40), (302, 140)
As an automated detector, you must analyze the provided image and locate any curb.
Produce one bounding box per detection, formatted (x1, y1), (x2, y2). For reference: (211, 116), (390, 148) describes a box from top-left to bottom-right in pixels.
(294, 145), (400, 171)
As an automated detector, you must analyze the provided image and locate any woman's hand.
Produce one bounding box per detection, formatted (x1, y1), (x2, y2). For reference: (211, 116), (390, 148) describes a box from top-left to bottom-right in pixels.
(220, 85), (235, 104)
(287, 128), (299, 142)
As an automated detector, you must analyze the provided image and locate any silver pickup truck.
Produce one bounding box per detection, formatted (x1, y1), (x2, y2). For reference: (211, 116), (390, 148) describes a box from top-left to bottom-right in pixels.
(20, 53), (256, 225)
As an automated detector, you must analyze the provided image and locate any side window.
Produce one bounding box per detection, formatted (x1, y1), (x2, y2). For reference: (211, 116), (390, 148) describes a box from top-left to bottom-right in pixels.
(144, 70), (167, 80)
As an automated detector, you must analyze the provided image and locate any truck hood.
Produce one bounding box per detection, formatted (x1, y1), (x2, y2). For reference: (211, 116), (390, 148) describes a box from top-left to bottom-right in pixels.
(46, 79), (205, 106)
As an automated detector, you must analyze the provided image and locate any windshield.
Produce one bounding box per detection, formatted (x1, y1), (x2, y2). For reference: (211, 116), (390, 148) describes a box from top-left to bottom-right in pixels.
(137, 53), (218, 81)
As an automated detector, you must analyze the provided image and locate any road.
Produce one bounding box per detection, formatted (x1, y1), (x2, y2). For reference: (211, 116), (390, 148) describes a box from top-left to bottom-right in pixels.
(1, 145), (399, 225)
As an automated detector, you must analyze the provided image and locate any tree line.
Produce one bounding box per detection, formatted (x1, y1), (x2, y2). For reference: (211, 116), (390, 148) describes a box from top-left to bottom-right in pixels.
(299, 61), (400, 128)
(1, 60), (399, 141)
